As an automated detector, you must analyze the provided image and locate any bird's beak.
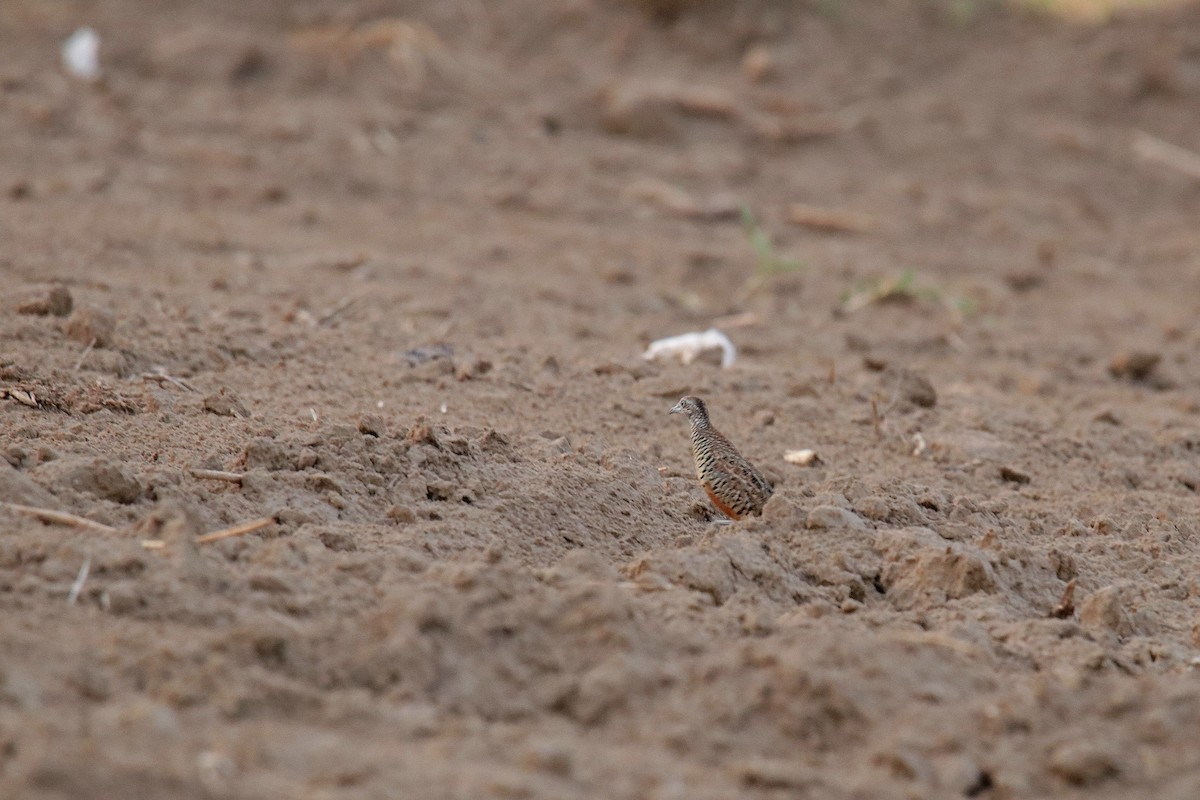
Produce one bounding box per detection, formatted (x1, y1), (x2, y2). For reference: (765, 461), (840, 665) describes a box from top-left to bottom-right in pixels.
(669, 401), (684, 415)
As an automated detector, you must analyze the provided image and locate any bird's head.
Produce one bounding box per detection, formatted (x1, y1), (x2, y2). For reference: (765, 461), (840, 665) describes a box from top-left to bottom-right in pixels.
(669, 396), (709, 422)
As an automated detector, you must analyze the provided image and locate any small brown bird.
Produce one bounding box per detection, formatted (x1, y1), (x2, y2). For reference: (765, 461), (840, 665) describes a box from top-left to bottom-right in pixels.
(670, 396), (773, 520)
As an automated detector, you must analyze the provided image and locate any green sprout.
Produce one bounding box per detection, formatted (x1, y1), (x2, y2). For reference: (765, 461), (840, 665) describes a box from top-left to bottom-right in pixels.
(741, 205), (804, 278)
(841, 269), (977, 321)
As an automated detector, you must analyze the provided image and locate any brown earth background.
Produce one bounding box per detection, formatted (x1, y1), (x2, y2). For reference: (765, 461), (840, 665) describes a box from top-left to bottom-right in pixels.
(3, 0), (1200, 797)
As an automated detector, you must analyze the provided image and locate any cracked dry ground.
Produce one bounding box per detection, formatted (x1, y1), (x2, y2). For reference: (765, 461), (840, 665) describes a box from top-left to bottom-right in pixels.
(3, 0), (1200, 798)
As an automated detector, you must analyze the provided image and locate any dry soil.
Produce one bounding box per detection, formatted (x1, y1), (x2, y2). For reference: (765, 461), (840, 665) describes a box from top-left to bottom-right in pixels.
(3, 1), (1200, 798)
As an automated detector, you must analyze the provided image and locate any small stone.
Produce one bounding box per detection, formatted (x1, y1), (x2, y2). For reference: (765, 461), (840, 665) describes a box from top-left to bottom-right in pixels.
(805, 505), (868, 531)
(102, 580), (141, 614)
(1079, 585), (1134, 638)
(402, 344), (454, 366)
(1109, 350), (1161, 381)
(387, 505), (417, 524)
(999, 466), (1031, 484)
(862, 355), (888, 371)
(203, 388), (249, 418)
(783, 449), (819, 466)
(1047, 742), (1119, 785)
(741, 44), (776, 83)
(65, 305), (115, 347)
(454, 357), (492, 381)
(889, 367), (937, 408)
(356, 414), (385, 437)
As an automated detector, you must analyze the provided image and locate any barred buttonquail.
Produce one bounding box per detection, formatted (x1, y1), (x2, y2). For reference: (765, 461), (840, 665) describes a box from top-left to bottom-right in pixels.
(670, 396), (773, 520)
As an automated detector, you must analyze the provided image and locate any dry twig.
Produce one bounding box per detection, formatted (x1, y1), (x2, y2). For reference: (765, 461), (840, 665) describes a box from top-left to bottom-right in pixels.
(195, 517), (274, 545)
(1133, 130), (1200, 181)
(318, 292), (369, 326)
(142, 369), (197, 392)
(189, 468), (245, 484)
(1, 388), (39, 408)
(73, 337), (97, 371)
(0, 502), (119, 534)
(887, 630), (981, 657)
(788, 203), (875, 233)
(1051, 579), (1076, 619)
(66, 556), (91, 605)
(709, 311), (760, 330)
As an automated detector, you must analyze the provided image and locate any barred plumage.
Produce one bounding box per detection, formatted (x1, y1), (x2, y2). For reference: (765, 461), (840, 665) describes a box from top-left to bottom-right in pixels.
(670, 396), (773, 519)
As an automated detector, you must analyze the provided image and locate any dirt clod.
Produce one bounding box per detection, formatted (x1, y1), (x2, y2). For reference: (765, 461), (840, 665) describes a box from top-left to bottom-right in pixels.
(885, 367), (938, 409)
(1109, 351), (1161, 381)
(34, 456), (143, 504)
(806, 505), (868, 531)
(999, 466), (1031, 485)
(16, 285), (73, 317)
(1079, 585), (1136, 638)
(1046, 742), (1120, 786)
(64, 306), (115, 347)
(203, 389), (250, 418)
